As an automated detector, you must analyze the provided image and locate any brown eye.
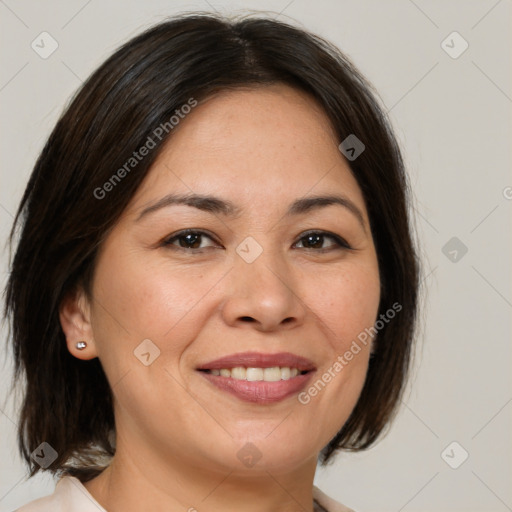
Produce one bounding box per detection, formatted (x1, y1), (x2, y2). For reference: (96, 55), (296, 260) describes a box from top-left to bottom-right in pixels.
(163, 230), (218, 250)
(294, 231), (351, 251)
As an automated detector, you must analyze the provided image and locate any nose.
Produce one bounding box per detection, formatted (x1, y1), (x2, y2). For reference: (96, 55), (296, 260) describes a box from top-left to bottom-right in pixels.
(221, 249), (306, 332)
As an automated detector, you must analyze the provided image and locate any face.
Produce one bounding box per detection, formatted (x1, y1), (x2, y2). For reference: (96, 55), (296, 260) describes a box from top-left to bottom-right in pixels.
(64, 84), (380, 476)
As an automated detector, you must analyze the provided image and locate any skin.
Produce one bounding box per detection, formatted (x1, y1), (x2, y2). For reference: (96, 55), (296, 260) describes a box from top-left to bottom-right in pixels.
(60, 84), (380, 512)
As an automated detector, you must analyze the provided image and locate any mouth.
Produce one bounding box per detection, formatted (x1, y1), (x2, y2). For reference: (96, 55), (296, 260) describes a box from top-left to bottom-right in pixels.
(199, 366), (309, 380)
(196, 351), (316, 403)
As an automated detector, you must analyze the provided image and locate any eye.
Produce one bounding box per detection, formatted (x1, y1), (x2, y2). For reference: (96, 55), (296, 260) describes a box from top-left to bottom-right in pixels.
(162, 229), (219, 251)
(162, 229), (351, 253)
(294, 230), (351, 251)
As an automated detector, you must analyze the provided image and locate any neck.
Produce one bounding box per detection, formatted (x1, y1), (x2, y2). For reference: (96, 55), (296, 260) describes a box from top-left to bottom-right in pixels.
(84, 435), (318, 512)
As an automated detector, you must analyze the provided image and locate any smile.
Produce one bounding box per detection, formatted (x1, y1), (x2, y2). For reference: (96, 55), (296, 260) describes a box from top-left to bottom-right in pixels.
(196, 352), (316, 403)
(200, 366), (307, 381)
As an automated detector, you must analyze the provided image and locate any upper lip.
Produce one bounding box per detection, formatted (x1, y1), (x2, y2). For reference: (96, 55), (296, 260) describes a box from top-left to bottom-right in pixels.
(196, 351), (316, 371)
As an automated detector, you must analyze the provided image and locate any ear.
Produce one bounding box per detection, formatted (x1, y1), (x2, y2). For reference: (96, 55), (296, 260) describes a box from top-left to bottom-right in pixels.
(59, 285), (98, 360)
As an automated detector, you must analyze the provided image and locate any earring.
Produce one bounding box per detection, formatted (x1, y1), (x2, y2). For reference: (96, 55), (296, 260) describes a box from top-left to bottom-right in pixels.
(76, 341), (87, 350)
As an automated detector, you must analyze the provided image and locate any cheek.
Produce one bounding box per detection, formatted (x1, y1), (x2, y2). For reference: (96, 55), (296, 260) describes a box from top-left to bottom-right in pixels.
(89, 246), (227, 371)
(296, 262), (379, 436)
(304, 261), (381, 349)
(88, 253), (222, 435)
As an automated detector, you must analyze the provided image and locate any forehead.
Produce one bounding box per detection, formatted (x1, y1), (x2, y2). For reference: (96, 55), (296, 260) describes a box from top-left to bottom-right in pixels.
(127, 84), (366, 219)
(176, 84), (337, 150)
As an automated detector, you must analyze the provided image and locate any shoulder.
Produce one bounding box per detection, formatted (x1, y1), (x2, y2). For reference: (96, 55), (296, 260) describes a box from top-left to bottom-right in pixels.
(14, 477), (350, 512)
(313, 485), (357, 512)
(13, 476), (106, 512)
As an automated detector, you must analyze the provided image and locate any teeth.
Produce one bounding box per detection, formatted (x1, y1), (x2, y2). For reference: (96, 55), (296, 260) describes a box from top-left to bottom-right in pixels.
(246, 367), (262, 381)
(231, 367), (246, 379)
(206, 367), (305, 381)
(263, 367), (282, 382)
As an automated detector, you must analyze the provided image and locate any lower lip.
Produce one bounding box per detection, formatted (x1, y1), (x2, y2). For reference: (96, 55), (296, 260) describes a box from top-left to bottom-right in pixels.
(198, 371), (315, 403)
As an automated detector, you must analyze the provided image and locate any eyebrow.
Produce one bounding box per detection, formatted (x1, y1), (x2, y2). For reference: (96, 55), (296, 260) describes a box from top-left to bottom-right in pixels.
(135, 192), (366, 231)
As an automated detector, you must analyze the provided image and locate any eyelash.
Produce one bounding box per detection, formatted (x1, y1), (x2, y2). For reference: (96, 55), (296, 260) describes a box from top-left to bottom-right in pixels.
(162, 229), (352, 253)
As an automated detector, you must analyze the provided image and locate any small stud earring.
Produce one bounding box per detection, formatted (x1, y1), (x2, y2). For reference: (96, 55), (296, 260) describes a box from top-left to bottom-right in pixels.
(76, 341), (87, 350)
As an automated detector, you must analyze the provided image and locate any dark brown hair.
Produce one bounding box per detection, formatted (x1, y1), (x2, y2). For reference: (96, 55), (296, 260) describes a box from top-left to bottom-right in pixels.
(3, 11), (419, 482)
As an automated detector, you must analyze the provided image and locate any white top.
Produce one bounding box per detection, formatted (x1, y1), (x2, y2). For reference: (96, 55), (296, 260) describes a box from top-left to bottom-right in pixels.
(13, 476), (355, 512)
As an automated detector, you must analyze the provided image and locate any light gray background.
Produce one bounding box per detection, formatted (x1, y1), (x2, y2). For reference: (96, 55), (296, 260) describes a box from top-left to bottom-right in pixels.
(1, 1), (511, 511)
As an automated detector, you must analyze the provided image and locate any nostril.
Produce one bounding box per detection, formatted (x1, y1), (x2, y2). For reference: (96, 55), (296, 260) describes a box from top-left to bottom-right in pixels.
(240, 316), (254, 322)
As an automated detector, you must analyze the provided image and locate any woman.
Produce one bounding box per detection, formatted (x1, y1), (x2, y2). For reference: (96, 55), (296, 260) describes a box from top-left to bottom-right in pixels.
(4, 12), (419, 512)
